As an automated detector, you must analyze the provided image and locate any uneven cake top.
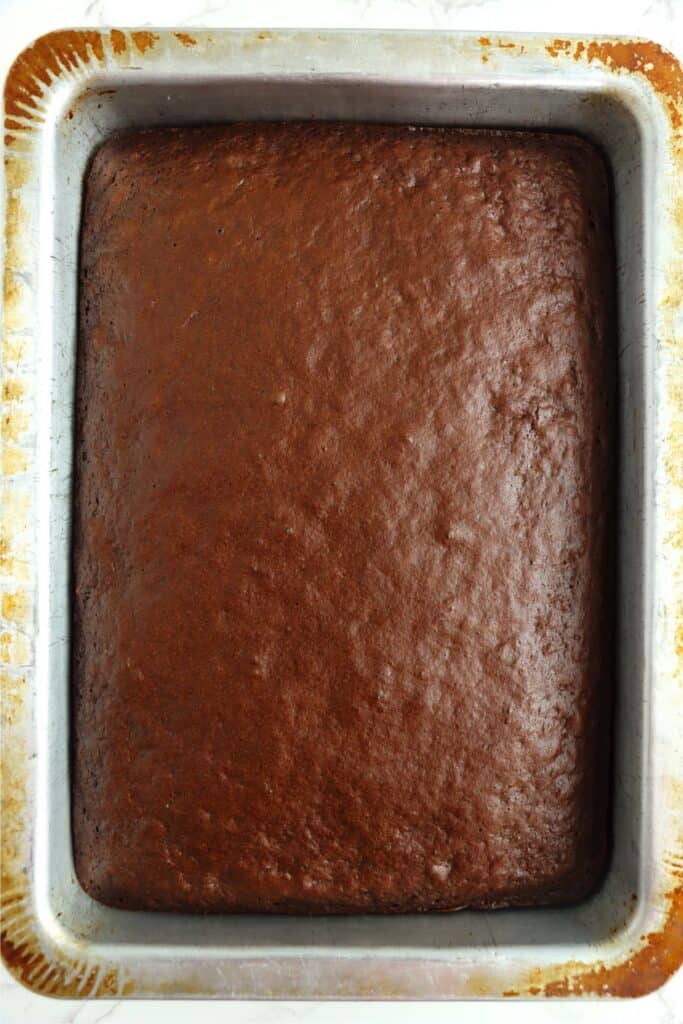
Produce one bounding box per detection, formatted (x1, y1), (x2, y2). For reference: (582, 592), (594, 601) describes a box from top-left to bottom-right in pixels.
(72, 123), (615, 912)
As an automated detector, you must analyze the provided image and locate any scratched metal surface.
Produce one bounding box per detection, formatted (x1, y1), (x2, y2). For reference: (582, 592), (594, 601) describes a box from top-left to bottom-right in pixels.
(1, 28), (681, 999)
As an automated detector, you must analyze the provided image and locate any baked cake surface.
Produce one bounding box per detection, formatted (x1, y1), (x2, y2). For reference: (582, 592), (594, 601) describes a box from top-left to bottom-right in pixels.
(73, 124), (615, 912)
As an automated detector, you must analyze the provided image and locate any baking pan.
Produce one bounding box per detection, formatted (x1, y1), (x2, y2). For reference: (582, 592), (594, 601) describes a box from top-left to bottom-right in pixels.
(1, 29), (682, 999)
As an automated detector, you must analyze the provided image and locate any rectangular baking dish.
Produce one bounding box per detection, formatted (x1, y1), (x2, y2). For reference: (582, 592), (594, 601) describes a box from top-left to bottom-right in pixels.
(2, 28), (682, 1000)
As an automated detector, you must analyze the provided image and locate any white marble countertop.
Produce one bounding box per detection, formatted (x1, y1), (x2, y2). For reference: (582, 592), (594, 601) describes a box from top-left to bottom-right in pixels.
(1, 0), (682, 1020)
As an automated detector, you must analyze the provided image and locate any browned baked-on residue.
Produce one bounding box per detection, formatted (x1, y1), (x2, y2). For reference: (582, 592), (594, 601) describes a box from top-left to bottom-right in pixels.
(3, 272), (25, 338)
(0, 492), (30, 588)
(2, 753), (128, 995)
(543, 38), (683, 134)
(3, 156), (30, 191)
(110, 28), (126, 54)
(1, 591), (29, 623)
(0, 892), (128, 997)
(543, 885), (683, 997)
(671, 372), (683, 499)
(584, 40), (683, 132)
(501, 881), (683, 998)
(514, 833), (683, 997)
(1, 447), (28, 478)
(545, 39), (572, 58)
(131, 31), (158, 55)
(1, 380), (24, 403)
(174, 32), (197, 47)
(479, 37), (521, 62)
(4, 30), (105, 132)
(1, 408), (29, 445)
(674, 613), (683, 687)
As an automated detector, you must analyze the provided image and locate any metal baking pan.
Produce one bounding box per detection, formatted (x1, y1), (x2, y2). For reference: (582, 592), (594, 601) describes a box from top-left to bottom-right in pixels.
(2, 28), (682, 1000)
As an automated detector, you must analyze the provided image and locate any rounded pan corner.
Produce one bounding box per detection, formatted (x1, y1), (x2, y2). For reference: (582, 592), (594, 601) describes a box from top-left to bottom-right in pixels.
(3, 28), (109, 119)
(0, 887), (70, 1000)
(576, 36), (683, 135)
(2, 26), (173, 153)
(624, 893), (683, 999)
(535, 893), (683, 998)
(625, 961), (683, 1001)
(2, 850), (130, 1001)
(1, 951), (73, 1003)
(1, 894), (128, 1000)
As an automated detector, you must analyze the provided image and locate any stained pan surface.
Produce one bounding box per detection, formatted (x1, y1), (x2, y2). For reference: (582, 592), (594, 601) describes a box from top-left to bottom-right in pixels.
(1, 28), (682, 999)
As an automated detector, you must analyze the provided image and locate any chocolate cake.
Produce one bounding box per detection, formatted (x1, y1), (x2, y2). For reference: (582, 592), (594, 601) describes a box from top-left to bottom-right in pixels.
(72, 124), (615, 912)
